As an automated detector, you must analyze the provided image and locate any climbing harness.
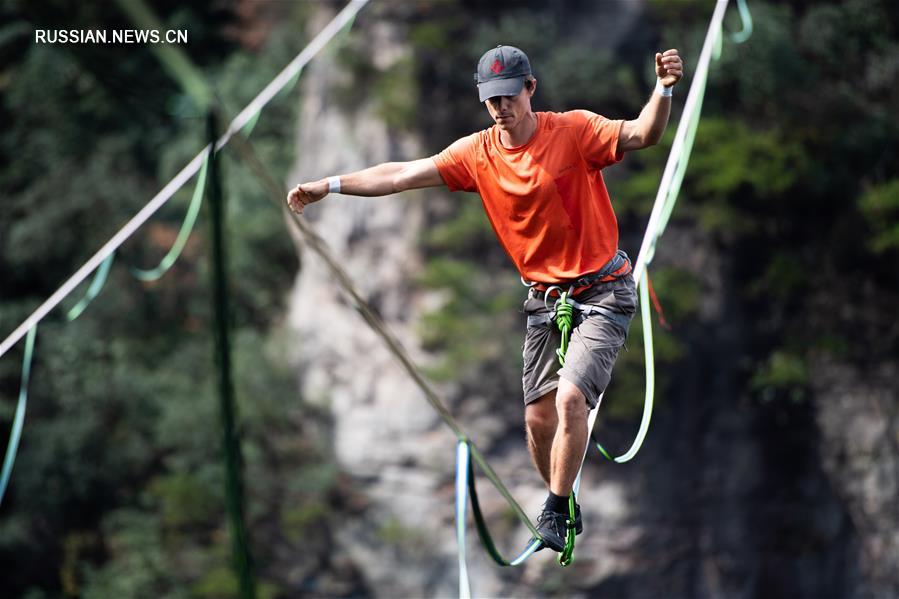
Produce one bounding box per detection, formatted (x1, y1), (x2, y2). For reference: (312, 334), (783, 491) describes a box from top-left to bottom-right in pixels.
(522, 248), (631, 295)
(523, 250), (634, 376)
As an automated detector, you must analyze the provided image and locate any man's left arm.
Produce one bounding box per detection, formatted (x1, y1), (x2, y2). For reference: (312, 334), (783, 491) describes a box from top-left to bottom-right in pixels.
(618, 49), (684, 153)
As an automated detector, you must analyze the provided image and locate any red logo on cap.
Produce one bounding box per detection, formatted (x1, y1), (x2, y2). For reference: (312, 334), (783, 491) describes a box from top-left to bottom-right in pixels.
(491, 59), (504, 74)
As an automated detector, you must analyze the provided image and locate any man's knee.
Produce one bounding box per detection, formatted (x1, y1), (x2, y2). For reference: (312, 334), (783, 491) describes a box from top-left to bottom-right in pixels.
(555, 380), (588, 422)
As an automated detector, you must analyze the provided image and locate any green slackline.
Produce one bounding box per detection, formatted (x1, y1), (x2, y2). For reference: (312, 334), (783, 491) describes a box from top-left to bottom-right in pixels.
(593, 274), (655, 462)
(460, 441), (542, 568)
(132, 154), (209, 282)
(205, 111), (256, 599)
(0, 325), (37, 507)
(587, 0), (753, 468)
(66, 252), (115, 321)
(731, 0), (753, 43)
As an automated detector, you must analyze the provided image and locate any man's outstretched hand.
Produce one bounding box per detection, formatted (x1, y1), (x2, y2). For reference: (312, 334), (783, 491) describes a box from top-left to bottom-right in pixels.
(656, 49), (683, 88)
(286, 181), (327, 214)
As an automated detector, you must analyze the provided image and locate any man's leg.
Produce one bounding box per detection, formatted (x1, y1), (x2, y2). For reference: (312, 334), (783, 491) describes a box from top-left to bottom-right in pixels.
(526, 276), (636, 551)
(524, 388), (558, 487)
(524, 382), (588, 497)
(549, 378), (589, 497)
(528, 378), (587, 552)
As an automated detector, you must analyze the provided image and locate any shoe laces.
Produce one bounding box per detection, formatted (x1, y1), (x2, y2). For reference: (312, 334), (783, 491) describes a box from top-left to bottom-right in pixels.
(536, 507), (566, 535)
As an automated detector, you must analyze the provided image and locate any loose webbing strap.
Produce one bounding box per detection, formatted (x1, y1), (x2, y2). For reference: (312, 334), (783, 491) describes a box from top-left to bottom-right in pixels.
(66, 252), (115, 321)
(524, 249), (630, 293)
(571, 249), (631, 289)
(0, 325), (37, 507)
(527, 301), (632, 333)
(455, 442), (472, 599)
(581, 0), (736, 472)
(590, 277), (655, 463)
(455, 440), (542, 579)
(132, 153), (210, 281)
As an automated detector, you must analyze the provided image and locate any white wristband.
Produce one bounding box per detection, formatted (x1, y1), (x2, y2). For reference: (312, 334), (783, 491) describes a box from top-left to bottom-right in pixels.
(655, 79), (673, 97)
(327, 176), (341, 194)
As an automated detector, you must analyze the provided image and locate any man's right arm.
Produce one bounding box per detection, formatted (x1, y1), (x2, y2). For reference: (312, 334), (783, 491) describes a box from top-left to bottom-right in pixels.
(286, 158), (443, 214)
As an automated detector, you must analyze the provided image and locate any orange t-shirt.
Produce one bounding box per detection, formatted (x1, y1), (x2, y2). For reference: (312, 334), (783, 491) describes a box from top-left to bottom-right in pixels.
(432, 110), (625, 283)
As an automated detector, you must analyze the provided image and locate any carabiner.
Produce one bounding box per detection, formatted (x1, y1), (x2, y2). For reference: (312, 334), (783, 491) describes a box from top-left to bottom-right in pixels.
(543, 285), (562, 311)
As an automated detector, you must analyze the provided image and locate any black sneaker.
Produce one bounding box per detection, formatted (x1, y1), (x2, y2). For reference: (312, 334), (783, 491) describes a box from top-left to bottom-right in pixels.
(529, 503), (582, 553)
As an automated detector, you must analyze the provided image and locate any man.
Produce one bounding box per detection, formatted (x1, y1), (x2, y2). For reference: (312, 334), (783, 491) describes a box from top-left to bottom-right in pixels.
(287, 44), (683, 552)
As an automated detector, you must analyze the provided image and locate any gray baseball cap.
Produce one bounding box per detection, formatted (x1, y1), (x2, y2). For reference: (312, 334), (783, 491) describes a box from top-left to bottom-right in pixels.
(474, 45), (532, 102)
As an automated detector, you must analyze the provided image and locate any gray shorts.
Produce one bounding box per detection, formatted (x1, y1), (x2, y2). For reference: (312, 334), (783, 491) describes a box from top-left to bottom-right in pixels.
(521, 274), (637, 409)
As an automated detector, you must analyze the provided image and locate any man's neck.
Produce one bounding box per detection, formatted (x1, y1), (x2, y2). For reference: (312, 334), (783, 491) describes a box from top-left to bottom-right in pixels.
(499, 111), (538, 148)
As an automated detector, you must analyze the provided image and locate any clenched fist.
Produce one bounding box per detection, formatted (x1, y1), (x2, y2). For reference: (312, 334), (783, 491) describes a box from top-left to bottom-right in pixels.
(286, 180), (328, 214)
(656, 49), (683, 88)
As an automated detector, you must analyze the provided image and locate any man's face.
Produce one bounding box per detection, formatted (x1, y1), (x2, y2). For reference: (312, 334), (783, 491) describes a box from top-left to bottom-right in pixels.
(484, 80), (535, 130)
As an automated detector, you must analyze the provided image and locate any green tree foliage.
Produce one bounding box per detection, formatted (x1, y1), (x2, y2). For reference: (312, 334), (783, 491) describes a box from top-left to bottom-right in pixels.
(859, 179), (899, 253)
(0, 2), (351, 597)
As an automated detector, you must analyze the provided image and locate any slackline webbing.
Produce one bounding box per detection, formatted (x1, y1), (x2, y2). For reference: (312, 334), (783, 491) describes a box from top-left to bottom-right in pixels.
(66, 252), (115, 321)
(204, 110), (256, 599)
(56, 151), (207, 318)
(0, 326), (36, 507)
(0, 0), (370, 362)
(577, 0), (738, 478)
(131, 154), (210, 282)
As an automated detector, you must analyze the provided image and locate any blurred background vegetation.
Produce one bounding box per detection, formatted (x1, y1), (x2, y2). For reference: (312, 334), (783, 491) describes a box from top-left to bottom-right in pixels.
(1, 0), (897, 597)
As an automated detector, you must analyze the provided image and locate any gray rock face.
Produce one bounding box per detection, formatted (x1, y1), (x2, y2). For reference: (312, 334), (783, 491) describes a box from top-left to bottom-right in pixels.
(812, 358), (899, 598)
(286, 6), (462, 596)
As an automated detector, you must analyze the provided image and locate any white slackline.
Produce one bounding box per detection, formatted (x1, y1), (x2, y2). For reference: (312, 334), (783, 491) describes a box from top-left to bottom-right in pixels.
(0, 0), (370, 360)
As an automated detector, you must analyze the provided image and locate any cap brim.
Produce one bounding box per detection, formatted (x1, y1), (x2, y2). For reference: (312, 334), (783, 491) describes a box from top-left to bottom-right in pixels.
(477, 77), (525, 102)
